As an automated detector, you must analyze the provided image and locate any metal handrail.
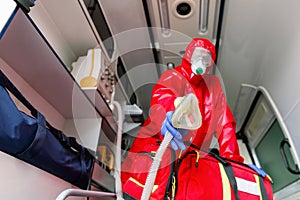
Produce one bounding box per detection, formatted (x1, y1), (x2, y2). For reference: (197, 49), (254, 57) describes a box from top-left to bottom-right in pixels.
(56, 189), (116, 200)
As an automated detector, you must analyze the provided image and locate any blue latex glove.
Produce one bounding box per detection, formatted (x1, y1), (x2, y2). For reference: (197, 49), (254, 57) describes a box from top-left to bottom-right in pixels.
(161, 111), (188, 151)
(247, 164), (267, 177)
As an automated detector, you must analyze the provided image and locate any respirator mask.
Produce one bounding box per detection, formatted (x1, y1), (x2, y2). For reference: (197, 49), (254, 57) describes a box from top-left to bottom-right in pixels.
(190, 47), (212, 75)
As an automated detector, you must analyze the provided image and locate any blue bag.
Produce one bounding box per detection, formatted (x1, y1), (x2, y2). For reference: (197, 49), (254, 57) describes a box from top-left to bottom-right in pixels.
(0, 70), (94, 189)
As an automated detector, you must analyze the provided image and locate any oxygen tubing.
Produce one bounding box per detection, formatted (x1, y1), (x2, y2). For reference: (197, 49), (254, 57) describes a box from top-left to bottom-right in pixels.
(141, 132), (173, 200)
(141, 93), (201, 199)
(112, 101), (124, 200)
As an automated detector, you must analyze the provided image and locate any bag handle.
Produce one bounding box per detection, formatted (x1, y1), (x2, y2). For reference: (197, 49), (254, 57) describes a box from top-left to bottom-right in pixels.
(0, 70), (82, 153)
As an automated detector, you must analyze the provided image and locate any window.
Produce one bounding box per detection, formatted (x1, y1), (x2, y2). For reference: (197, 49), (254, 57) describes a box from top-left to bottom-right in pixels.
(82, 0), (114, 59)
(116, 57), (137, 104)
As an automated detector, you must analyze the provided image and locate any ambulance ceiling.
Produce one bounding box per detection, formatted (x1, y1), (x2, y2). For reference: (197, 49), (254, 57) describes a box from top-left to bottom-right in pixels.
(146, 0), (222, 70)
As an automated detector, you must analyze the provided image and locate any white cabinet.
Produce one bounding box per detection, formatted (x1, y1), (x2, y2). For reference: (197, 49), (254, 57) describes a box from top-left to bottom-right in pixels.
(0, 7), (116, 199)
(0, 6), (116, 149)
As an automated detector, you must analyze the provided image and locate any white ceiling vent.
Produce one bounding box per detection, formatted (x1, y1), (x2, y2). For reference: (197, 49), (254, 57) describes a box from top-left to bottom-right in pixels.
(148, 0), (221, 70)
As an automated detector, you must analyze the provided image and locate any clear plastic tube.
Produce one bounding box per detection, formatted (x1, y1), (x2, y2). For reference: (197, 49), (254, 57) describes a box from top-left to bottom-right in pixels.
(141, 93), (201, 199)
(112, 101), (124, 200)
(141, 132), (173, 200)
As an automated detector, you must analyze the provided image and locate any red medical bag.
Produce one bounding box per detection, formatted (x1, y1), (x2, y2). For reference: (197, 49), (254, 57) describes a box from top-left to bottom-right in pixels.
(174, 148), (273, 200)
(122, 144), (273, 200)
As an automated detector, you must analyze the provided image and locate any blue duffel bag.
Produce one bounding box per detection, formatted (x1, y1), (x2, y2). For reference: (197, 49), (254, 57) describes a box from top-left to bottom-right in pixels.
(0, 70), (94, 189)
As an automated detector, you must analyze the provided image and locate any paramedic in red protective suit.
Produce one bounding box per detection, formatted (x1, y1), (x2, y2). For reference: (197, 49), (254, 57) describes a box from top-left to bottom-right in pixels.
(121, 38), (244, 189)
(126, 37), (243, 159)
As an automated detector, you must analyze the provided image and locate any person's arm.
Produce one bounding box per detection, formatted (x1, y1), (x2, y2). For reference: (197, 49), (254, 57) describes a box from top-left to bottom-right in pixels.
(213, 78), (244, 162)
(217, 106), (244, 162)
(129, 70), (187, 152)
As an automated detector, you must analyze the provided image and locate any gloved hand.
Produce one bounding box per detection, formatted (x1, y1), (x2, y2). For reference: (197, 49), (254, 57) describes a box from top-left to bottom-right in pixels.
(247, 164), (267, 177)
(161, 111), (188, 151)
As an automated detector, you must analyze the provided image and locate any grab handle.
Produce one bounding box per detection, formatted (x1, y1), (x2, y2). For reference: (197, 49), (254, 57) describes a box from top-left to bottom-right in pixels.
(280, 138), (300, 174)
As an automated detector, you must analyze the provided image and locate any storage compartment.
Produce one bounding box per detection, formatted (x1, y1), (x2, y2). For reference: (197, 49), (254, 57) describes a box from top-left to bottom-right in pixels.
(0, 7), (117, 197)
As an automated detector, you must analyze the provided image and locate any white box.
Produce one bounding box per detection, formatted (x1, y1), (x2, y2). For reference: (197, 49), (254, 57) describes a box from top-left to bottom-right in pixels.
(72, 48), (102, 88)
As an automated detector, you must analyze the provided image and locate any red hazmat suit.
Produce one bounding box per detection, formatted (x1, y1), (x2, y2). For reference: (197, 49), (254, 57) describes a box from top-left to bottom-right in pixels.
(121, 38), (244, 198)
(125, 38), (243, 161)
